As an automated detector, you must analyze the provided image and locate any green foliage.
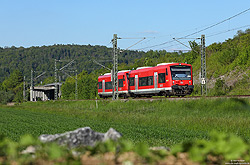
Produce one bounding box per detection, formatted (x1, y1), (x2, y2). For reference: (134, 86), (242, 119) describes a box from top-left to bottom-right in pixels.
(46, 143), (65, 160)
(78, 72), (98, 99)
(1, 29), (250, 100)
(0, 45), (145, 83)
(1, 70), (23, 91)
(61, 76), (76, 99)
(191, 29), (250, 96)
(41, 76), (54, 85)
(1, 98), (250, 147)
(229, 74), (250, 95)
(172, 131), (250, 164)
(209, 78), (228, 96)
(1, 131), (250, 164)
(1, 99), (250, 163)
(0, 134), (72, 164)
(0, 134), (169, 164)
(0, 91), (14, 104)
(0, 70), (23, 104)
(89, 140), (117, 155)
(134, 142), (149, 157)
(184, 40), (200, 64)
(61, 70), (98, 99)
(119, 139), (134, 153)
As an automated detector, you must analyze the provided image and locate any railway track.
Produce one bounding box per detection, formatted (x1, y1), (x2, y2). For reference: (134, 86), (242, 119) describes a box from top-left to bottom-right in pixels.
(118, 95), (250, 101)
(66, 95), (250, 102)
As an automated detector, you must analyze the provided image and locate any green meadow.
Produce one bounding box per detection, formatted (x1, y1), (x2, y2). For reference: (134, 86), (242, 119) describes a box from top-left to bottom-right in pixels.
(0, 98), (250, 147)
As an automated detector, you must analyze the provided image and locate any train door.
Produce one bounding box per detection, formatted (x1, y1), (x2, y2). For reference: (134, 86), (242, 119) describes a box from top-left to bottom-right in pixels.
(135, 75), (138, 91)
(154, 72), (158, 88)
(102, 80), (105, 92)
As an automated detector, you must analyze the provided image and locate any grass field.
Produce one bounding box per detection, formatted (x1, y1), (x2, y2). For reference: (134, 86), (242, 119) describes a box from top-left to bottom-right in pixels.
(0, 98), (250, 147)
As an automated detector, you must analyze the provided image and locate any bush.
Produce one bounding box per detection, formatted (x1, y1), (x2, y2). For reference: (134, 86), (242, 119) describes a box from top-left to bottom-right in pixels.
(0, 91), (14, 104)
(210, 78), (229, 96)
(1, 131), (250, 164)
(172, 131), (250, 164)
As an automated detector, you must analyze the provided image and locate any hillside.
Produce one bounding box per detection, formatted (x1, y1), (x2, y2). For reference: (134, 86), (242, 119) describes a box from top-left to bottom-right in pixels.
(191, 29), (250, 95)
(0, 29), (249, 99)
(0, 44), (146, 83)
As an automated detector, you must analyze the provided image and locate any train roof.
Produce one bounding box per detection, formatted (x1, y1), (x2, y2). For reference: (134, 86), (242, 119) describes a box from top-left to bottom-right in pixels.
(98, 63), (191, 78)
(129, 63), (191, 74)
(155, 62), (191, 68)
(98, 70), (130, 79)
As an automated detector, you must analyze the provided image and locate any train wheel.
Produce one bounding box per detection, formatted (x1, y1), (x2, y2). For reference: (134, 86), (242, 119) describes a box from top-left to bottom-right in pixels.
(123, 94), (128, 99)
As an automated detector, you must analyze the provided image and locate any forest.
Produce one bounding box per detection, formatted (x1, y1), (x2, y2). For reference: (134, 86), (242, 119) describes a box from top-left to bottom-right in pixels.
(0, 29), (249, 103)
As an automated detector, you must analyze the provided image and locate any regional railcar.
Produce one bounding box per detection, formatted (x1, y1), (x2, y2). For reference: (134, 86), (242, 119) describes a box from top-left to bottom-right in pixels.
(98, 70), (130, 98)
(98, 63), (194, 98)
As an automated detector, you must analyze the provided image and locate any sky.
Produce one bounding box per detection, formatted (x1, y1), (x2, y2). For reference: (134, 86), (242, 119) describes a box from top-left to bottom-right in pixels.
(0, 0), (250, 52)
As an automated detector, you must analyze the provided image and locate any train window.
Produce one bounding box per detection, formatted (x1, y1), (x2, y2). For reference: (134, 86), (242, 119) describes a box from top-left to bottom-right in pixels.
(139, 77), (147, 86)
(139, 76), (153, 86)
(105, 82), (112, 89)
(170, 66), (191, 80)
(129, 77), (134, 86)
(166, 68), (168, 75)
(98, 82), (102, 89)
(119, 79), (123, 87)
(148, 76), (153, 86)
(158, 73), (165, 83)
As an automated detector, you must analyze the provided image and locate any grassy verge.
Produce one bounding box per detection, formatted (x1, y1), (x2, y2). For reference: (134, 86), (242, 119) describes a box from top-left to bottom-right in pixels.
(0, 98), (250, 147)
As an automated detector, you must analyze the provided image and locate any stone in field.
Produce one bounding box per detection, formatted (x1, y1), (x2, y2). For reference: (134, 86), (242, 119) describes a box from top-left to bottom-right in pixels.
(39, 127), (122, 148)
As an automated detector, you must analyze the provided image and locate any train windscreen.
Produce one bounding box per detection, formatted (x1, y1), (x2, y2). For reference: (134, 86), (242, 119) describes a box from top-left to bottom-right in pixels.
(170, 65), (191, 80)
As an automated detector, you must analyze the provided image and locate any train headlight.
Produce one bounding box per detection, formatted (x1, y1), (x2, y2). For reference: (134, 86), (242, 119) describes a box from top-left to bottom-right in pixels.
(189, 81), (191, 84)
(173, 81), (175, 84)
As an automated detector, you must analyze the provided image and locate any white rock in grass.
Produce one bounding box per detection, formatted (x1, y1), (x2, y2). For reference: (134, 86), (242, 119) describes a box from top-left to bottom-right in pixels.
(39, 127), (122, 148)
(21, 146), (36, 154)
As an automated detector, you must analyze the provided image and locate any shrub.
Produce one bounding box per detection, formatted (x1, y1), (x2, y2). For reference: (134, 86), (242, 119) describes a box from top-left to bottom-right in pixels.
(0, 91), (14, 104)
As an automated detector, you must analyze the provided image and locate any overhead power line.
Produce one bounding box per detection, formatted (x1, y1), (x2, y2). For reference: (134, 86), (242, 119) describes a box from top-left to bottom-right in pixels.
(173, 38), (199, 54)
(182, 7), (250, 38)
(125, 37), (146, 50)
(207, 24), (250, 38)
(92, 59), (111, 71)
(120, 37), (149, 39)
(173, 38), (191, 50)
(136, 40), (175, 50)
(106, 41), (112, 47)
(129, 8), (250, 51)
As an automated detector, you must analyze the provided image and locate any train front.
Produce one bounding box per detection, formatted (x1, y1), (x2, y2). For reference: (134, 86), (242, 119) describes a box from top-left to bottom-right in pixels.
(169, 64), (194, 96)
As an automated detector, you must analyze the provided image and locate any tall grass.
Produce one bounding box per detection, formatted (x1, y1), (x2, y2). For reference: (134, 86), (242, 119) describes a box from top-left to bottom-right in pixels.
(0, 98), (250, 147)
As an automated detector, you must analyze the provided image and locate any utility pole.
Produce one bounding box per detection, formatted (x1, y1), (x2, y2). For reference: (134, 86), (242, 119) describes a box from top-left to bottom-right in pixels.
(55, 59), (58, 100)
(23, 76), (26, 101)
(30, 70), (33, 101)
(59, 75), (61, 99)
(112, 34), (119, 100)
(75, 70), (78, 100)
(200, 35), (207, 96)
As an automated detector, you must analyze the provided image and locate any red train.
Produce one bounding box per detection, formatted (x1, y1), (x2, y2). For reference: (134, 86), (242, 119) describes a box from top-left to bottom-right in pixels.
(98, 63), (194, 98)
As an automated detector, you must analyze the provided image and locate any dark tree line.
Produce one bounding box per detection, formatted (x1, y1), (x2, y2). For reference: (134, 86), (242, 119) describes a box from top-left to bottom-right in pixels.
(0, 44), (145, 83)
(0, 70), (23, 103)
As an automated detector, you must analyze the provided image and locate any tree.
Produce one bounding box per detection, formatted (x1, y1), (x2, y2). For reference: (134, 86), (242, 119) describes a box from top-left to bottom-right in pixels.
(184, 40), (200, 64)
(2, 70), (23, 91)
(78, 73), (97, 99)
(0, 70), (23, 103)
(61, 70), (98, 100)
